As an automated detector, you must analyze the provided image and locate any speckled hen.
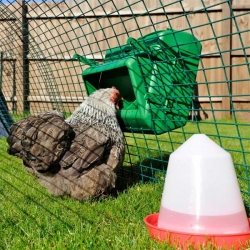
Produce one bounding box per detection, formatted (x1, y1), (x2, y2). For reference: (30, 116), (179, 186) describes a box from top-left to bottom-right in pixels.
(7, 87), (125, 200)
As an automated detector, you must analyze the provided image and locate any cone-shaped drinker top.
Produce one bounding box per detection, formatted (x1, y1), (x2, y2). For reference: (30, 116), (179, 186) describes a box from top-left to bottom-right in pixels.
(158, 134), (249, 234)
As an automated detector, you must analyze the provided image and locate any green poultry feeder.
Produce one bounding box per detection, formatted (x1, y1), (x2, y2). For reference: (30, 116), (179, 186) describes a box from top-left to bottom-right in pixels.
(74, 29), (202, 134)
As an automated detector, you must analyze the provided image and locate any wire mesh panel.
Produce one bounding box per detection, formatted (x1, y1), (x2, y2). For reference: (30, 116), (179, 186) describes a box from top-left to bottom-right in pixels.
(0, 0), (249, 230)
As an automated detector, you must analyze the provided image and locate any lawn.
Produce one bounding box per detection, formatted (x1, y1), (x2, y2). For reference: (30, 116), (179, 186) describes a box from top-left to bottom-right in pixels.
(0, 119), (249, 249)
(0, 147), (169, 250)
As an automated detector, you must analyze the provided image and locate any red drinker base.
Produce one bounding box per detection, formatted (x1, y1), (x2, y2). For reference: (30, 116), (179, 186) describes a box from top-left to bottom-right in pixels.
(144, 213), (250, 250)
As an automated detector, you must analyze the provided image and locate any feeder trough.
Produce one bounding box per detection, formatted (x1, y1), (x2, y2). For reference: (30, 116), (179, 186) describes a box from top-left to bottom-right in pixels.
(144, 134), (250, 249)
(74, 29), (202, 134)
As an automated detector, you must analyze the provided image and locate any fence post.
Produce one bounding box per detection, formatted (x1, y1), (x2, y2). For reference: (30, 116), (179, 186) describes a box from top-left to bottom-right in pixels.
(16, 0), (29, 114)
(221, 1), (232, 118)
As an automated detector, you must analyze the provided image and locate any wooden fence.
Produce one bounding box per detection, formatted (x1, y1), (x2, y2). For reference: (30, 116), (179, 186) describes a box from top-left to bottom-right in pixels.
(0, 0), (249, 121)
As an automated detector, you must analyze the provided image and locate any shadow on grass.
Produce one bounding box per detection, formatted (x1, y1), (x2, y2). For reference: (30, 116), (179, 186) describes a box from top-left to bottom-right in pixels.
(116, 153), (170, 192)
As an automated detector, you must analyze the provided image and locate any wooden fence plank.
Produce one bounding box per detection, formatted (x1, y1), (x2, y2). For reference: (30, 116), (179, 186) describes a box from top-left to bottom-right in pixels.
(221, 1), (232, 118)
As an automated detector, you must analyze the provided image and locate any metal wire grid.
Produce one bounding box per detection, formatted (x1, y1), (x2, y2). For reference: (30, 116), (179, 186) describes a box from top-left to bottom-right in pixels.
(0, 0), (249, 211)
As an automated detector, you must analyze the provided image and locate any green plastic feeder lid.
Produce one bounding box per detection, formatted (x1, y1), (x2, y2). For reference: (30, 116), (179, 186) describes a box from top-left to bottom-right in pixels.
(138, 29), (202, 56)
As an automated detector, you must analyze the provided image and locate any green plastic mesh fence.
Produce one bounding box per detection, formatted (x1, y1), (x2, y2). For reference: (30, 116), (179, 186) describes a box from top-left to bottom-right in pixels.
(0, 0), (249, 213)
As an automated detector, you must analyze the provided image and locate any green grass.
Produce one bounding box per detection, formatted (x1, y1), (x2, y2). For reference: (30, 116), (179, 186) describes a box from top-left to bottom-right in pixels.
(0, 147), (170, 250)
(1, 119), (250, 249)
